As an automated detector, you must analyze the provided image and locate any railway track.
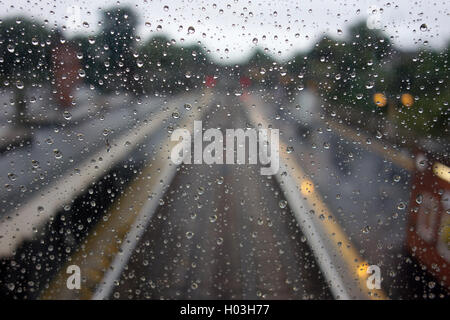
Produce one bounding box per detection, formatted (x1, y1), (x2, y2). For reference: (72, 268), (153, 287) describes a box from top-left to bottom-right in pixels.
(2, 89), (440, 300)
(33, 91), (386, 300)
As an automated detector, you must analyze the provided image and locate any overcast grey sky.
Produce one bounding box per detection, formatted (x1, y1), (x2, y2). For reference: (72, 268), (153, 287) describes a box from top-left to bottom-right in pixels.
(1, 0), (449, 62)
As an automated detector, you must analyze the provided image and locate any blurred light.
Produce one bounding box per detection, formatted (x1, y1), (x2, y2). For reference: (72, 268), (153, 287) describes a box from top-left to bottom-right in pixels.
(357, 262), (369, 278)
(401, 93), (414, 107)
(300, 179), (314, 196)
(433, 162), (450, 183)
(373, 93), (387, 107)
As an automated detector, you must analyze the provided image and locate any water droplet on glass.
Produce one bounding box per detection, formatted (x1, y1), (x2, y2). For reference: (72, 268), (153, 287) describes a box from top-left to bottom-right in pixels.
(15, 81), (24, 90)
(63, 111), (72, 120)
(53, 149), (62, 159)
(186, 231), (194, 239)
(415, 194), (423, 204)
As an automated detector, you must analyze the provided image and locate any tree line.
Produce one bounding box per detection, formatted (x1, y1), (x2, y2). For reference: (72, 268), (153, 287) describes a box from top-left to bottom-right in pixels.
(0, 6), (448, 138)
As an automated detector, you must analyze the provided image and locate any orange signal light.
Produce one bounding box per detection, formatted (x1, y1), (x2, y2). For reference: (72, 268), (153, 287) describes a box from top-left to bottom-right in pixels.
(373, 93), (387, 107)
(401, 93), (414, 107)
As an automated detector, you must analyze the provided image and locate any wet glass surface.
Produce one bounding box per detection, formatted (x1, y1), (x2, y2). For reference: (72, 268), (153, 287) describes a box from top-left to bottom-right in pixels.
(0, 0), (448, 300)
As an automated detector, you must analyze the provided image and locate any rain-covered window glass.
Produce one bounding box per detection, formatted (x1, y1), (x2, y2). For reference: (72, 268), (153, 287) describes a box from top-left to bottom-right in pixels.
(0, 0), (448, 302)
